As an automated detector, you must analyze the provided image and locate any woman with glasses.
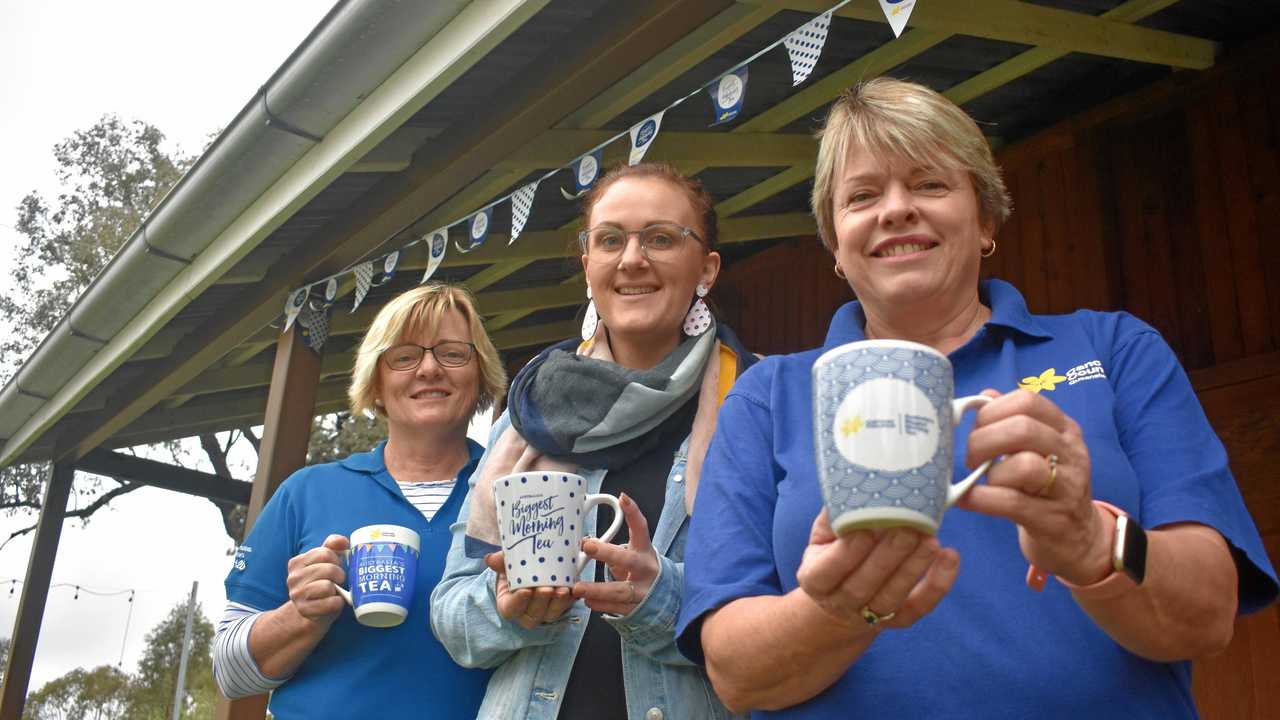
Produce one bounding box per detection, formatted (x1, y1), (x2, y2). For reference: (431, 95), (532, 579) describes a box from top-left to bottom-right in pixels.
(432, 162), (754, 719)
(215, 284), (505, 719)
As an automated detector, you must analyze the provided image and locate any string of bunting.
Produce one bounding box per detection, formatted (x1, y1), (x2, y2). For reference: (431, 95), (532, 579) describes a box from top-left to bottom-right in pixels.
(279, 0), (917, 350)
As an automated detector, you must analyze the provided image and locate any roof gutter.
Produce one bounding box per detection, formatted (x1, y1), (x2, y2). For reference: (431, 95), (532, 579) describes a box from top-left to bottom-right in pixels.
(0, 0), (550, 469)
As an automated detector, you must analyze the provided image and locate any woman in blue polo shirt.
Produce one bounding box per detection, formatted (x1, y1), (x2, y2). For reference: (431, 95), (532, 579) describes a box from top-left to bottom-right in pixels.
(213, 284), (504, 718)
(676, 78), (1278, 718)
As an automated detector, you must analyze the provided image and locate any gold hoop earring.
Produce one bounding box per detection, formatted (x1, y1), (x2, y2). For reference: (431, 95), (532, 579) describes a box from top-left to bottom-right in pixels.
(981, 240), (997, 258)
(834, 264), (846, 279)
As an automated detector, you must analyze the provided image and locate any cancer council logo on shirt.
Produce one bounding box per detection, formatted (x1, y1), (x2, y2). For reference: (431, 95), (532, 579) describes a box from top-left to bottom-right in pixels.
(1019, 361), (1107, 393)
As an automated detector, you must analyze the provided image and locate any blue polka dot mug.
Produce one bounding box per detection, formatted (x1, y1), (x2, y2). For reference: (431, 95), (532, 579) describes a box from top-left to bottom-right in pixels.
(813, 339), (993, 535)
(493, 472), (623, 589)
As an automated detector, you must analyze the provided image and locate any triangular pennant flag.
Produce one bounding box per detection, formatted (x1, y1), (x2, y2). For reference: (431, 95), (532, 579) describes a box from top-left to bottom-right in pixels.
(351, 261), (374, 312)
(455, 207), (493, 253)
(323, 277), (338, 306)
(422, 227), (449, 283)
(283, 286), (308, 332)
(707, 66), (749, 127)
(297, 302), (330, 352)
(374, 251), (399, 286)
(509, 181), (539, 245)
(783, 11), (833, 86)
(561, 149), (603, 200)
(628, 111), (664, 165)
(878, 0), (916, 37)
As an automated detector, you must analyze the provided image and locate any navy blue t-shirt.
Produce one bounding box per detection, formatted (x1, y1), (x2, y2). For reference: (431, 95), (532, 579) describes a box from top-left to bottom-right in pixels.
(225, 441), (492, 719)
(677, 279), (1278, 719)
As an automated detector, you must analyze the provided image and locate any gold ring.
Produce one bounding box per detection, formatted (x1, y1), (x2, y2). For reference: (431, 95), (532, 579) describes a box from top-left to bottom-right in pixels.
(1038, 454), (1059, 497)
(860, 606), (896, 626)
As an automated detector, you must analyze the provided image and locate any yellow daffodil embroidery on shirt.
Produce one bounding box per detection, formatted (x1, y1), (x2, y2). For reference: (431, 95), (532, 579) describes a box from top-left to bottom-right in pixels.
(840, 416), (865, 438)
(1019, 368), (1068, 393)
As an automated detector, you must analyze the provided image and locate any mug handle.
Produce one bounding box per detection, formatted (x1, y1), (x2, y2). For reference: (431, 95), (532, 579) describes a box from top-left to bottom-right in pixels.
(576, 494), (624, 575)
(945, 394), (994, 508)
(334, 547), (354, 607)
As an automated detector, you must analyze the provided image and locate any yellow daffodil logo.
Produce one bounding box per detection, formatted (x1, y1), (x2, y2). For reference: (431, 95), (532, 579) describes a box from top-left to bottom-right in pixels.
(839, 415), (865, 438)
(1019, 368), (1068, 393)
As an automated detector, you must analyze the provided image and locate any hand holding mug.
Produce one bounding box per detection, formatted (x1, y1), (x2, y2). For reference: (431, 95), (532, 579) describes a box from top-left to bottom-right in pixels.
(796, 509), (959, 631)
(959, 390), (1111, 585)
(574, 493), (660, 616)
(484, 551), (575, 629)
(286, 533), (350, 625)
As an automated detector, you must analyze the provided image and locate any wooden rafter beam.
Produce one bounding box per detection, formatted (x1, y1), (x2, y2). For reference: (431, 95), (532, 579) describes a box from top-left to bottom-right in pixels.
(496, 130), (816, 169)
(944, 0), (1181, 106)
(766, 0), (1215, 69)
(76, 448), (251, 505)
(56, 0), (733, 463)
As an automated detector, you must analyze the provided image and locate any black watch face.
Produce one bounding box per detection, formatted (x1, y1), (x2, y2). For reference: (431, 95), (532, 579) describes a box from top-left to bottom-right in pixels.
(1119, 516), (1148, 585)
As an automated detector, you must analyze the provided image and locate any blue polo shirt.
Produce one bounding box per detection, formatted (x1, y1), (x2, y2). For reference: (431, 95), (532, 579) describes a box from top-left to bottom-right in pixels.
(677, 279), (1277, 719)
(225, 440), (491, 719)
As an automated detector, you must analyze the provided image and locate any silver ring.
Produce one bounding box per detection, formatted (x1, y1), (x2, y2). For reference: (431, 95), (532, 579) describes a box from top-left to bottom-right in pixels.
(627, 580), (638, 604)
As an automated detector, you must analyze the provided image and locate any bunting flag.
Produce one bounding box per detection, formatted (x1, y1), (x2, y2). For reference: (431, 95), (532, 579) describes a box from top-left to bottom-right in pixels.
(375, 251), (400, 285)
(708, 66), (749, 126)
(422, 227), (449, 282)
(628, 111), (664, 165)
(783, 11), (833, 85)
(352, 261), (374, 312)
(509, 181), (539, 245)
(878, 0), (916, 37)
(298, 301), (330, 352)
(455, 206), (493, 253)
(323, 277), (338, 306)
(561, 149), (602, 200)
(284, 286), (309, 331)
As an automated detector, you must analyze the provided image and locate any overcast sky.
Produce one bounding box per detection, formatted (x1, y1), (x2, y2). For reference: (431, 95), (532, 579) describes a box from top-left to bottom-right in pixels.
(0, 0), (393, 692)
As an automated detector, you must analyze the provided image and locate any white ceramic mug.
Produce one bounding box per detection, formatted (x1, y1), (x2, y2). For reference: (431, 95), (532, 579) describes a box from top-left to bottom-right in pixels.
(812, 339), (993, 535)
(493, 471), (623, 589)
(335, 524), (420, 627)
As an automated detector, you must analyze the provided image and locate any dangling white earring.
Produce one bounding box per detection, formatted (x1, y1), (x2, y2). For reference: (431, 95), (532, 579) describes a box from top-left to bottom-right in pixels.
(683, 284), (712, 336)
(581, 285), (599, 341)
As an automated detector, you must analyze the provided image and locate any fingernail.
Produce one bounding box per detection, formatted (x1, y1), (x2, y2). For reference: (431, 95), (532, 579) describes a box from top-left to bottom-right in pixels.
(620, 492), (631, 506)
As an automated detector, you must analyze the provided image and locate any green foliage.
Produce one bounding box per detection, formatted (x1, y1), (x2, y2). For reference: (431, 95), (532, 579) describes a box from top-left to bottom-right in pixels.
(125, 599), (216, 720)
(308, 411), (388, 465)
(23, 665), (131, 720)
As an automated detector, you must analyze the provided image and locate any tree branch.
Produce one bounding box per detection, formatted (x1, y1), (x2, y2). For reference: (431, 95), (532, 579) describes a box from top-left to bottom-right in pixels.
(0, 482), (141, 553)
(239, 426), (260, 454)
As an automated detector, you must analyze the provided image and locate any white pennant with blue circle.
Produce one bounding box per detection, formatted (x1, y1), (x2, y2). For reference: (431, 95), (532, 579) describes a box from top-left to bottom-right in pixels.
(375, 251), (399, 285)
(561, 149), (603, 200)
(284, 286), (309, 332)
(455, 207), (493, 253)
(707, 66), (749, 127)
(628, 111), (664, 165)
(422, 227), (448, 282)
(878, 0), (917, 37)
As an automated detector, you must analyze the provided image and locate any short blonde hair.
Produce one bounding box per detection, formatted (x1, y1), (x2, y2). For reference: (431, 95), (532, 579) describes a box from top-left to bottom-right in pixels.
(811, 77), (1012, 251)
(348, 283), (507, 418)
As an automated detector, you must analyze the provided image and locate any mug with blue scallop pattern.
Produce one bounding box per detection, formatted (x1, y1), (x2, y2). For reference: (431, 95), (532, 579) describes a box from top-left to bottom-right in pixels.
(812, 339), (993, 535)
(335, 524), (419, 628)
(493, 472), (623, 589)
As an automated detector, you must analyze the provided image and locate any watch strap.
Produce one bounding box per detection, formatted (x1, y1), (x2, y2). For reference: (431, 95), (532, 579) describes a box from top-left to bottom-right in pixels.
(1026, 500), (1137, 599)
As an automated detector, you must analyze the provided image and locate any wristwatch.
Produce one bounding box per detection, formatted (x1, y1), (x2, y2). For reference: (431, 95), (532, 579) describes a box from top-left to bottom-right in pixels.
(1026, 500), (1147, 596)
(1112, 512), (1148, 585)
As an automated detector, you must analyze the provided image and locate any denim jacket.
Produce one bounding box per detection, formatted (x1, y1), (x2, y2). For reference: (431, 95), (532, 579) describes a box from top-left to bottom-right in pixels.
(431, 412), (742, 720)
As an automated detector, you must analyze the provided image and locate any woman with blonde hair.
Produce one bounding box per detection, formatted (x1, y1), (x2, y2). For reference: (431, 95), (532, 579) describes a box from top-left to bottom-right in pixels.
(214, 283), (505, 719)
(677, 78), (1277, 718)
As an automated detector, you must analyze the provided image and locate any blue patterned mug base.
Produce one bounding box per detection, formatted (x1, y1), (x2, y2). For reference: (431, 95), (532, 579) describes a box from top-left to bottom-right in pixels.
(831, 507), (939, 536)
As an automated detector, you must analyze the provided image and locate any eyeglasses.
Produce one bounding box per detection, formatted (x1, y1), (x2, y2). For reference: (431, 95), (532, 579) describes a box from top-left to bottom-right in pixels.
(381, 341), (476, 371)
(578, 222), (704, 264)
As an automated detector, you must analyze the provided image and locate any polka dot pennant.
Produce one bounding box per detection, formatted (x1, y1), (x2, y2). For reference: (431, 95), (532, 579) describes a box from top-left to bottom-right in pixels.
(783, 10), (832, 86)
(351, 261), (374, 313)
(508, 180), (539, 246)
